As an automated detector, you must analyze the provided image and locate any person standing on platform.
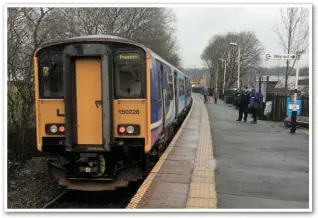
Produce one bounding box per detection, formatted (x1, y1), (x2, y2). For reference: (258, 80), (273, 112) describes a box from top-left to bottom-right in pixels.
(249, 88), (261, 124)
(213, 88), (219, 104)
(202, 85), (209, 104)
(236, 86), (250, 122)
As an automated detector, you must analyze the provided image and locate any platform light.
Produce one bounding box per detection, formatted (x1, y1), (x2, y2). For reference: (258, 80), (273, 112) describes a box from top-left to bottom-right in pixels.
(229, 41), (241, 89)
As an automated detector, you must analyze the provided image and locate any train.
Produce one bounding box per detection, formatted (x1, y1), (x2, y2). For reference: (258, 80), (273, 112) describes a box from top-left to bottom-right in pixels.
(33, 35), (192, 191)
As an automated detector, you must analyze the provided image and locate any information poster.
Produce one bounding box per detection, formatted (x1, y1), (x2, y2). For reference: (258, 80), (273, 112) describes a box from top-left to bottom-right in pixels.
(286, 96), (302, 116)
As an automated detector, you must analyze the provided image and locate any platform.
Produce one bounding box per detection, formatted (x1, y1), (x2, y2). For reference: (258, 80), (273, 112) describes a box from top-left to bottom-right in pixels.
(206, 98), (309, 209)
(126, 94), (217, 209)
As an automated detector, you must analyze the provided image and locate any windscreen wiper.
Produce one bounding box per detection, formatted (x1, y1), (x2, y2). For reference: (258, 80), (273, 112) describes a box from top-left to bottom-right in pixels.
(126, 62), (140, 81)
(48, 63), (57, 75)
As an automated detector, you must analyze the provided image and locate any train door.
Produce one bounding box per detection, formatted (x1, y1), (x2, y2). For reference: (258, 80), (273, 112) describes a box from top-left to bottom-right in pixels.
(184, 80), (187, 105)
(63, 43), (112, 151)
(173, 70), (178, 118)
(167, 69), (174, 124)
(75, 58), (103, 145)
(160, 64), (166, 129)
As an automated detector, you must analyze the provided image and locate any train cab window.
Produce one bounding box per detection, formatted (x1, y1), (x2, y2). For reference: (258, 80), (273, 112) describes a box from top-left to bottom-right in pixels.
(115, 65), (141, 97)
(38, 51), (64, 99)
(114, 52), (145, 98)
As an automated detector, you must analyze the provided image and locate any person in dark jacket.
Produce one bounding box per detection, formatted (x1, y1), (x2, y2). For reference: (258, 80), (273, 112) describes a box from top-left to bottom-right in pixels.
(213, 88), (219, 104)
(236, 86), (250, 122)
(249, 88), (261, 124)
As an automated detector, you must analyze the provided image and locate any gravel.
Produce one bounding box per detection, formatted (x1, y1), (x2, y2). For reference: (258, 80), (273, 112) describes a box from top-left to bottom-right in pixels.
(7, 157), (65, 209)
(7, 157), (140, 209)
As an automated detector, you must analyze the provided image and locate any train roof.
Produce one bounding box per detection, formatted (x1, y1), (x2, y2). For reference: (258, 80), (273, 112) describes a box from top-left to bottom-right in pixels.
(35, 34), (188, 78)
(146, 49), (187, 77)
(35, 35), (147, 53)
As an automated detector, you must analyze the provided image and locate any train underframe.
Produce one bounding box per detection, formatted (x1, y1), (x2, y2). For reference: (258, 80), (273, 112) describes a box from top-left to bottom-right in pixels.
(47, 99), (193, 191)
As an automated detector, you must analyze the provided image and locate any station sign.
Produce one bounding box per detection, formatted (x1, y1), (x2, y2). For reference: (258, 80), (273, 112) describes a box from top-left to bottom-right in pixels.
(265, 53), (296, 61)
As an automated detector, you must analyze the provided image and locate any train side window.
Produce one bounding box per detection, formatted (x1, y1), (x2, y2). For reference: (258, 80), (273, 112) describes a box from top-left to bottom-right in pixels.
(179, 78), (184, 96)
(186, 79), (189, 95)
(187, 80), (191, 95)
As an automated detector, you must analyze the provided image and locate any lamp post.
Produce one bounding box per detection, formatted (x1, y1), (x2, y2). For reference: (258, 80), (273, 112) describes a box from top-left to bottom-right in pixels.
(290, 50), (303, 134)
(219, 58), (226, 94)
(230, 42), (241, 90)
(247, 63), (251, 87)
(216, 61), (219, 89)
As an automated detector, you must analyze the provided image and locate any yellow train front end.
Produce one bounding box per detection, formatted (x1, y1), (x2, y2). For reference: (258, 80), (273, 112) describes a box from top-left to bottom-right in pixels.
(34, 36), (151, 190)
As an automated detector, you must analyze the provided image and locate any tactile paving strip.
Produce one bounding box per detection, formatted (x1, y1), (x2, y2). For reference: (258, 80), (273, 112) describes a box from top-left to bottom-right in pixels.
(185, 97), (217, 209)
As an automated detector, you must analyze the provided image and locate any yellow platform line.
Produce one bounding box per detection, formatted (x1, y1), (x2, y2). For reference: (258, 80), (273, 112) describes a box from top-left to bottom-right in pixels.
(126, 96), (195, 209)
(186, 94), (217, 209)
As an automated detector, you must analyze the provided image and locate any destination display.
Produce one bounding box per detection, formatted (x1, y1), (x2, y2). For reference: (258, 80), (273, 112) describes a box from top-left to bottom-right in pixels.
(116, 53), (141, 62)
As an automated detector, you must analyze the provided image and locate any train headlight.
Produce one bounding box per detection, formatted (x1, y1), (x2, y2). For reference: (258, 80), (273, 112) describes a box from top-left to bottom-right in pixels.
(50, 125), (58, 133)
(126, 126), (135, 134)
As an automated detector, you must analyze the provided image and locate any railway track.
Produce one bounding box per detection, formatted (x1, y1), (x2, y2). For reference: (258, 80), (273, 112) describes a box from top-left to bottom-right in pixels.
(42, 190), (69, 208)
(42, 180), (142, 209)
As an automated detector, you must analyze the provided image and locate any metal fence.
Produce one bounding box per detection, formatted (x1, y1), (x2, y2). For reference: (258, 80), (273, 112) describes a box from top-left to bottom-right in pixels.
(270, 95), (287, 121)
(270, 95), (309, 121)
(192, 88), (309, 122)
(301, 96), (309, 117)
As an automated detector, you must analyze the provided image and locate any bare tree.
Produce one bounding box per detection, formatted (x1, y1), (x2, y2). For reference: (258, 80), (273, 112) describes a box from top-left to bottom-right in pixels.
(201, 31), (263, 89)
(7, 7), (56, 157)
(60, 8), (180, 66)
(273, 7), (309, 95)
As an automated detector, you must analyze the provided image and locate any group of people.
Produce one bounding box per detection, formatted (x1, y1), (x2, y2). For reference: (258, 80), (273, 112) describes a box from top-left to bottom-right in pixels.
(202, 86), (219, 104)
(235, 86), (261, 124)
(202, 85), (262, 124)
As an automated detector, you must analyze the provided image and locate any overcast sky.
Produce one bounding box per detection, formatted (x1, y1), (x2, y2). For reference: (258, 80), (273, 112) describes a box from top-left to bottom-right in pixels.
(171, 7), (310, 69)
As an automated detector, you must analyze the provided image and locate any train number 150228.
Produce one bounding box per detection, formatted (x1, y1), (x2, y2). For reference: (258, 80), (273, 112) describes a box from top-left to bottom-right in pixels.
(118, 109), (140, 114)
